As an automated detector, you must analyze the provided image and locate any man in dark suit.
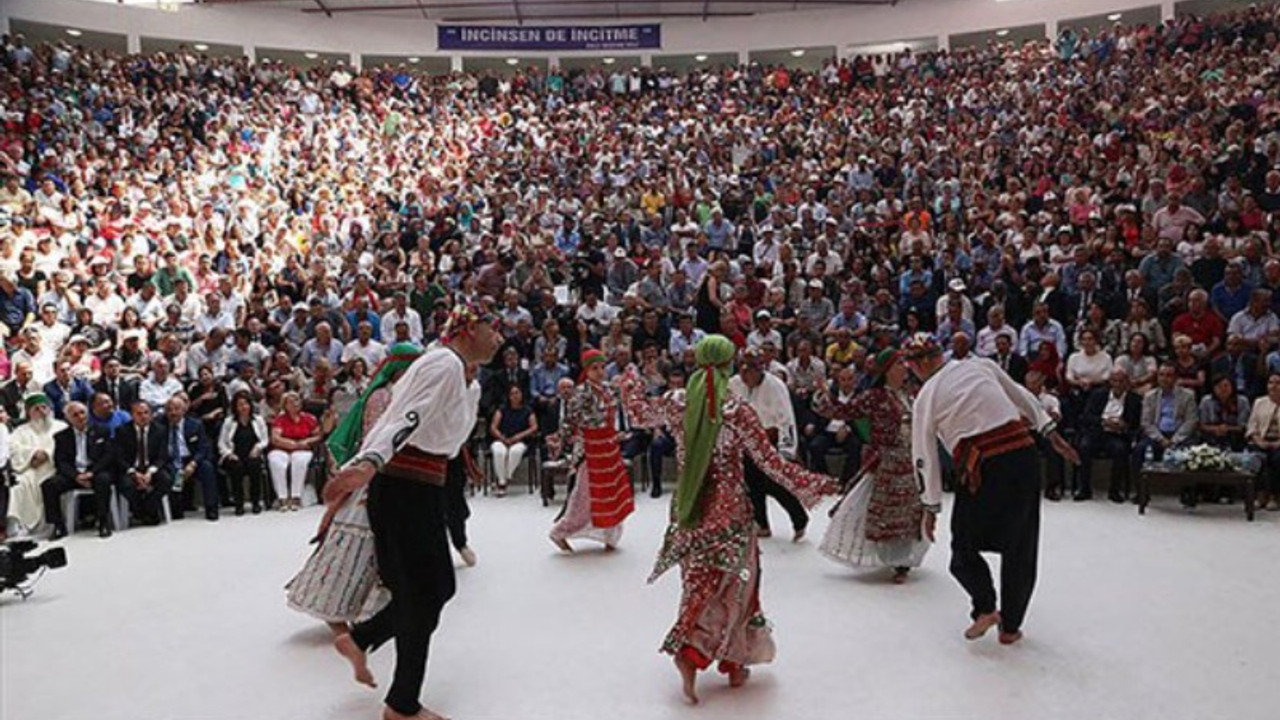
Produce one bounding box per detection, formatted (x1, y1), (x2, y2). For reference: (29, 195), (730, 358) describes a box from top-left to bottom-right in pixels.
(1210, 334), (1265, 400)
(158, 395), (220, 521)
(1113, 270), (1160, 321)
(482, 346), (530, 418)
(93, 357), (140, 413)
(41, 401), (116, 538)
(43, 361), (94, 420)
(1, 361), (37, 424)
(115, 401), (172, 526)
(1075, 368), (1143, 501)
(1064, 271), (1111, 335)
(991, 334), (1028, 385)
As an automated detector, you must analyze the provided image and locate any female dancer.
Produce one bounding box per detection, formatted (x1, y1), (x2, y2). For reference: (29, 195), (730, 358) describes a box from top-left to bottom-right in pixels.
(285, 343), (423, 635)
(817, 348), (929, 583)
(617, 335), (837, 704)
(547, 349), (634, 552)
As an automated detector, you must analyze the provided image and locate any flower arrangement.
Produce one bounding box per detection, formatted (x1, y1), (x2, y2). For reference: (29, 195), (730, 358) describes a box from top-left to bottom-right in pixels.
(1180, 444), (1235, 473)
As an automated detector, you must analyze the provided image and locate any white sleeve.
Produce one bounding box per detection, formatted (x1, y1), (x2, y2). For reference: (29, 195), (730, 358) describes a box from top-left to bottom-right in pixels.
(911, 385), (944, 509)
(984, 359), (1054, 432)
(352, 355), (456, 468)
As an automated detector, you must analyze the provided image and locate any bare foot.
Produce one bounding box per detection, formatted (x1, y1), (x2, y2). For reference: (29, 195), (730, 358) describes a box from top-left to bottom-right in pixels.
(334, 633), (377, 688)
(728, 665), (750, 688)
(674, 655), (699, 704)
(792, 526), (806, 543)
(998, 630), (1024, 646)
(550, 535), (573, 553)
(964, 611), (1001, 641)
(327, 621), (352, 637)
(458, 546), (477, 567)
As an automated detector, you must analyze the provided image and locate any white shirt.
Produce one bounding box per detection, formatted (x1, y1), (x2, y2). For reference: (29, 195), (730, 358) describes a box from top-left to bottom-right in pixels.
(912, 358), (1053, 508)
(343, 339), (388, 369)
(380, 307), (424, 345)
(728, 372), (798, 459)
(355, 346), (477, 467)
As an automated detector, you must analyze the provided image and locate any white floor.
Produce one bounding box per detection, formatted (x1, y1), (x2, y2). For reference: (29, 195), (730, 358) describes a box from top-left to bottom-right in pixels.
(3, 485), (1279, 720)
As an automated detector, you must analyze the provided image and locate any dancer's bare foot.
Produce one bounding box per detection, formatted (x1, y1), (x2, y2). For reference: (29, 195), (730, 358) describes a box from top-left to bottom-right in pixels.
(963, 611), (1001, 640)
(674, 656), (699, 704)
(334, 633), (376, 688)
(328, 621), (352, 637)
(792, 526), (806, 543)
(550, 536), (573, 553)
(382, 706), (449, 720)
(998, 630), (1024, 646)
(727, 665), (750, 688)
(458, 546), (477, 567)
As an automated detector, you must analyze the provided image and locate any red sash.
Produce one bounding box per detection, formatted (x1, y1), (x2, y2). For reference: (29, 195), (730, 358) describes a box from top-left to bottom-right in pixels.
(951, 420), (1035, 494)
(581, 425), (634, 528)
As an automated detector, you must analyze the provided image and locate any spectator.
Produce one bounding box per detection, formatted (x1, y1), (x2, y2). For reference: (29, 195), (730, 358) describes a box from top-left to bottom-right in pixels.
(489, 385), (538, 497)
(267, 391), (320, 512)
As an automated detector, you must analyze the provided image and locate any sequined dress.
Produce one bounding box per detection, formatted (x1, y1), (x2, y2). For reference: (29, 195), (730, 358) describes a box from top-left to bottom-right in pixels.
(618, 369), (834, 668)
(818, 386), (929, 569)
(285, 387), (392, 623)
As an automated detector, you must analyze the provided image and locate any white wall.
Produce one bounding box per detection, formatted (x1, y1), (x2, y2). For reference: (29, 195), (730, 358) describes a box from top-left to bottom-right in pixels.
(0, 0), (1190, 64)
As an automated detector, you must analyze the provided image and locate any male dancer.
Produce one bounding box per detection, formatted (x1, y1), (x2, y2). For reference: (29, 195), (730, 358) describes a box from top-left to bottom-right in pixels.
(905, 334), (1078, 645)
(326, 301), (502, 720)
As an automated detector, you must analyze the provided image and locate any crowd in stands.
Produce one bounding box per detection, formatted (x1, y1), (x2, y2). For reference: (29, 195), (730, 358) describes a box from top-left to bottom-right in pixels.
(2, 2), (1280, 540)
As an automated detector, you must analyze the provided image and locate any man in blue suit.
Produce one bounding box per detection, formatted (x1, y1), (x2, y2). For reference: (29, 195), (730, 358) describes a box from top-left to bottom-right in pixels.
(43, 361), (94, 420)
(158, 395), (220, 521)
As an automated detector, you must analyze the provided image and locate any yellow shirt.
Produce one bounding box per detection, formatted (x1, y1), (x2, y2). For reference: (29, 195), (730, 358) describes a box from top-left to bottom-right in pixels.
(825, 340), (862, 367)
(641, 191), (666, 217)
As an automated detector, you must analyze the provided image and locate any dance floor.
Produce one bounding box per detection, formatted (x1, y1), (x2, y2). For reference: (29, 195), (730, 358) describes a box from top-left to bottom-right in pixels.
(4, 486), (1278, 720)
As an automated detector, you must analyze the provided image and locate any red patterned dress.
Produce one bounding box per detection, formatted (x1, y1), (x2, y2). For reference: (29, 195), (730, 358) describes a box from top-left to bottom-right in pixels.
(618, 369), (834, 670)
(549, 380), (635, 546)
(817, 386), (929, 569)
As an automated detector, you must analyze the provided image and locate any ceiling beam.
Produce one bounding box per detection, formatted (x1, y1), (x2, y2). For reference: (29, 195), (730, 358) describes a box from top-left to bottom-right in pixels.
(312, 0), (333, 17)
(295, 0), (896, 14)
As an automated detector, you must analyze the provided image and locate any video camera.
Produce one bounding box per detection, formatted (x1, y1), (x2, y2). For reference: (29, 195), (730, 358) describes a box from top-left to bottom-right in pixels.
(1, 539), (67, 599)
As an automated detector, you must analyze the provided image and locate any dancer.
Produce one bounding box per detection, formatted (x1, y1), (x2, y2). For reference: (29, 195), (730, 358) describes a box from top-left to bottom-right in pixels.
(547, 348), (635, 553)
(906, 334), (1078, 645)
(617, 335), (837, 704)
(727, 348), (808, 541)
(443, 362), (482, 567)
(818, 348), (928, 583)
(324, 302), (502, 720)
(286, 342), (423, 635)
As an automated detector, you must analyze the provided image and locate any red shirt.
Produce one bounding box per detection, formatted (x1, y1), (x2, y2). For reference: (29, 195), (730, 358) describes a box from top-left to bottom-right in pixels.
(1171, 310), (1226, 350)
(272, 412), (319, 446)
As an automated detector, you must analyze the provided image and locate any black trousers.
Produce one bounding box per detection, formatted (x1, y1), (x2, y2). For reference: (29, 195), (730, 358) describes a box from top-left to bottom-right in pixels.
(807, 430), (863, 482)
(171, 458), (219, 518)
(1076, 431), (1131, 496)
(444, 458), (470, 551)
(116, 471), (174, 524)
(42, 471), (115, 532)
(744, 455), (808, 532)
(949, 446), (1041, 634)
(350, 474), (456, 716)
(223, 456), (265, 510)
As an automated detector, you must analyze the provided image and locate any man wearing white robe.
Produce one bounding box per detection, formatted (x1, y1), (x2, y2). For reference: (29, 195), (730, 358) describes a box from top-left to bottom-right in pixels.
(6, 395), (65, 535)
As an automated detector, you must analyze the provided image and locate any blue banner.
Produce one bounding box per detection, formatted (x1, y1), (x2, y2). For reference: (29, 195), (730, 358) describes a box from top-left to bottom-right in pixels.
(438, 24), (661, 52)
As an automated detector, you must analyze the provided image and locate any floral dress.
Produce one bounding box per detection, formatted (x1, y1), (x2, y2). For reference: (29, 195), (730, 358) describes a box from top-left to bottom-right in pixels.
(818, 387), (929, 570)
(618, 370), (834, 669)
(285, 387), (393, 623)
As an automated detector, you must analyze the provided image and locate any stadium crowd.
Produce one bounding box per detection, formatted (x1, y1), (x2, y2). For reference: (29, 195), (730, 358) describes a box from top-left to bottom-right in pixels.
(2, 2), (1280, 540)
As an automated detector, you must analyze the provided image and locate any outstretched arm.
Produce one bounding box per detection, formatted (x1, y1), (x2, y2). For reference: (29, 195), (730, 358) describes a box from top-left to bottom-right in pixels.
(736, 402), (837, 508)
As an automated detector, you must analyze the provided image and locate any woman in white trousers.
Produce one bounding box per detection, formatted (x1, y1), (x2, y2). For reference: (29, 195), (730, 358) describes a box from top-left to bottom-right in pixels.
(268, 392), (321, 510)
(489, 385), (538, 497)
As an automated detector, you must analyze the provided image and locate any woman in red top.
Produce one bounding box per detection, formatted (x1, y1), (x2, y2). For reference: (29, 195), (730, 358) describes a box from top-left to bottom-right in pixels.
(268, 391), (321, 511)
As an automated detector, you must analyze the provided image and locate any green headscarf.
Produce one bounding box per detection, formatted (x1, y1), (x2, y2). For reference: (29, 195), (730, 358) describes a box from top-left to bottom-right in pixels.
(676, 335), (736, 528)
(327, 342), (424, 466)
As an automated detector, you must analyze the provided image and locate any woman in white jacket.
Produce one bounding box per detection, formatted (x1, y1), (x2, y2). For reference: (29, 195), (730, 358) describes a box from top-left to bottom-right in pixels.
(218, 391), (270, 515)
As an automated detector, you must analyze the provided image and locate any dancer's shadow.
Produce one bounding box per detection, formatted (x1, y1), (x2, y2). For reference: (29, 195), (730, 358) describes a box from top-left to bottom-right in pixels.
(284, 624), (337, 648)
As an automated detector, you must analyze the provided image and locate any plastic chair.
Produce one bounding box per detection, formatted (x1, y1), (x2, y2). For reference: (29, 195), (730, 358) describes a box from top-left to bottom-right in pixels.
(60, 487), (125, 535)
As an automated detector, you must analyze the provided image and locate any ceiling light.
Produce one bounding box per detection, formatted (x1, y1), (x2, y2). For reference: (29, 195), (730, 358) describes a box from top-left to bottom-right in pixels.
(66, 29), (83, 37)
(506, 58), (519, 65)
(996, 29), (1011, 37)
(602, 57), (615, 65)
(193, 43), (208, 51)
(304, 52), (319, 59)
(408, 56), (420, 63)
(790, 49), (806, 57)
(694, 54), (708, 62)
(1108, 13), (1123, 21)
